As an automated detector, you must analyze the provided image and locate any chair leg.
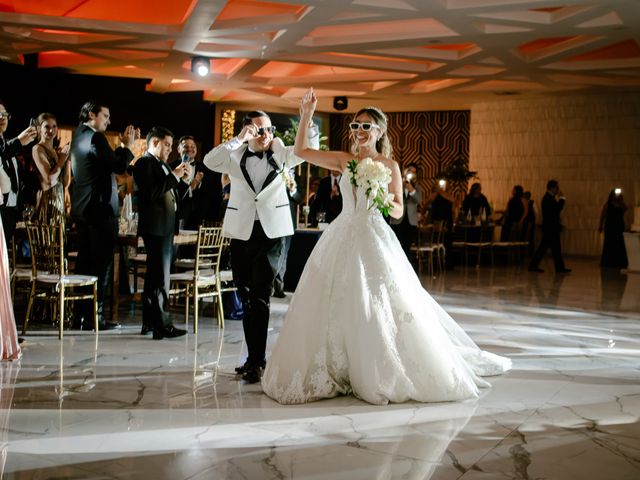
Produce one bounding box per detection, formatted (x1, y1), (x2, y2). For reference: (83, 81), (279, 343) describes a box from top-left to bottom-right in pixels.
(93, 283), (99, 333)
(217, 291), (225, 329)
(58, 287), (65, 340)
(23, 283), (36, 335)
(193, 286), (198, 334)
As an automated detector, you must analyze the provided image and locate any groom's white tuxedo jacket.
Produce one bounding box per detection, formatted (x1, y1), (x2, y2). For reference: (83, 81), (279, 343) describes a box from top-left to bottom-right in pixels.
(204, 135), (315, 241)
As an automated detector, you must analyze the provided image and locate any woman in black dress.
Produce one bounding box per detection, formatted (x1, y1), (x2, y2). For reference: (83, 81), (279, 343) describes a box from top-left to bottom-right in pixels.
(599, 189), (628, 269)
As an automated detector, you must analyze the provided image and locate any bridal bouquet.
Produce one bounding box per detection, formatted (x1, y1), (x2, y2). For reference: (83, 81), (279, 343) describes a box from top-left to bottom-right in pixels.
(347, 158), (395, 216)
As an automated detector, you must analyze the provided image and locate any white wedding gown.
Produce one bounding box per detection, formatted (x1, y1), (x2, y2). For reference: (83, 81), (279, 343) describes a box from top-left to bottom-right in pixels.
(262, 172), (511, 405)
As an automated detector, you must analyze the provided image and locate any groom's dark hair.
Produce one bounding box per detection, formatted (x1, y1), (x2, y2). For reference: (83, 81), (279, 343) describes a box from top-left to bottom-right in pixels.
(243, 110), (270, 125)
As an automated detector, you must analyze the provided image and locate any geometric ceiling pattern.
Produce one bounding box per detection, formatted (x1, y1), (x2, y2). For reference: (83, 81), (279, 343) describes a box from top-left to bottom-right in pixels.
(0, 0), (639, 112)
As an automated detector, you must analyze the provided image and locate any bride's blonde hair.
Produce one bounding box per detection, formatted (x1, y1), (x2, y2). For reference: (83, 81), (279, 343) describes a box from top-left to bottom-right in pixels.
(350, 106), (393, 159)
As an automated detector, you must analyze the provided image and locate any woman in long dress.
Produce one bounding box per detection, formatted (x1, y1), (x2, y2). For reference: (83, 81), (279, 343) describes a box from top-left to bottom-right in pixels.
(0, 162), (21, 360)
(31, 113), (70, 225)
(262, 89), (511, 405)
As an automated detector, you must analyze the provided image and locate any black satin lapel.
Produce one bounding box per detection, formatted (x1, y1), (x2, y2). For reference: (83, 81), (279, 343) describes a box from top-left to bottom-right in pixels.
(261, 154), (280, 191)
(240, 148), (255, 192)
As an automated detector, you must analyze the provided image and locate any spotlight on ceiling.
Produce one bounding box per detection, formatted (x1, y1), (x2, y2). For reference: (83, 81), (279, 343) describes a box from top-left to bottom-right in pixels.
(191, 56), (210, 77)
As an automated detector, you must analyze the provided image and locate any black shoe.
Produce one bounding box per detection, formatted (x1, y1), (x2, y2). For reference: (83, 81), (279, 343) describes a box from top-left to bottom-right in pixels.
(235, 360), (266, 375)
(528, 266), (544, 272)
(97, 321), (120, 331)
(153, 326), (187, 340)
(242, 366), (264, 384)
(18, 337), (24, 344)
(556, 268), (572, 273)
(272, 290), (286, 298)
(141, 325), (152, 335)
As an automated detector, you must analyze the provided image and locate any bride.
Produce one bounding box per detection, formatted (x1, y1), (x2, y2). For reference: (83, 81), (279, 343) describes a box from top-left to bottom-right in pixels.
(261, 89), (511, 405)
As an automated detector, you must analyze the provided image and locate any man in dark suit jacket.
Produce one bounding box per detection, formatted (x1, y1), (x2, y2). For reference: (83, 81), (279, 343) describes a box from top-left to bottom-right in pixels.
(528, 179), (570, 273)
(170, 135), (217, 230)
(309, 170), (342, 225)
(0, 99), (36, 243)
(70, 101), (137, 329)
(132, 126), (189, 340)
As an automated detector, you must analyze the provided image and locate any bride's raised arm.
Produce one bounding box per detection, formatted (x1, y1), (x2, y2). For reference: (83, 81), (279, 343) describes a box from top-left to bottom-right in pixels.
(295, 88), (351, 171)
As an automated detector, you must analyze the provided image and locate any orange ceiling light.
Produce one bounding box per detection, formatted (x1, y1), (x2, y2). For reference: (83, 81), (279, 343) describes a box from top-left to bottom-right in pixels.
(217, 0), (307, 21)
(566, 39), (640, 62)
(1, 0), (197, 25)
(37, 50), (105, 68)
(518, 36), (576, 54)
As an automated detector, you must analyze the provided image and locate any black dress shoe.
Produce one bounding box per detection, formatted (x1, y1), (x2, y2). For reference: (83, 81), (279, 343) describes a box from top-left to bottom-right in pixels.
(556, 268), (572, 273)
(242, 366), (264, 384)
(97, 321), (121, 331)
(272, 290), (286, 298)
(235, 360), (266, 375)
(153, 326), (187, 340)
(140, 325), (152, 335)
(528, 266), (544, 272)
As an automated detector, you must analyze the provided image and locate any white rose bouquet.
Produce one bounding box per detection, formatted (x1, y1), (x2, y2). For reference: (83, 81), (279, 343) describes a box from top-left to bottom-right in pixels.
(347, 158), (394, 216)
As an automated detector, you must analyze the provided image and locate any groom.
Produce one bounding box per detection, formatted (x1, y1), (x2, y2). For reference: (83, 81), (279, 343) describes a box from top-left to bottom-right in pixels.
(203, 111), (318, 383)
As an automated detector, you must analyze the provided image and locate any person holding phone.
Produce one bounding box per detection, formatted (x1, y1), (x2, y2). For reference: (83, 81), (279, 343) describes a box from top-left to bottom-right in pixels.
(0, 99), (37, 244)
(598, 188), (628, 269)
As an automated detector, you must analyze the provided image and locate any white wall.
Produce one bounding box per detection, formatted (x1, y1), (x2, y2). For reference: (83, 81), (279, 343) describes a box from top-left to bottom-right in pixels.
(470, 92), (640, 256)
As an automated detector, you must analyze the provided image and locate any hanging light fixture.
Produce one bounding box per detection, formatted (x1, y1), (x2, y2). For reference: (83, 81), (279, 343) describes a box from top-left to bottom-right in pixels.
(191, 56), (210, 77)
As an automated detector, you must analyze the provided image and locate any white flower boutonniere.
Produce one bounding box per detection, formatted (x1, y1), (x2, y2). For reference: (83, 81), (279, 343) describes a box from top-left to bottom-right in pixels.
(347, 158), (394, 216)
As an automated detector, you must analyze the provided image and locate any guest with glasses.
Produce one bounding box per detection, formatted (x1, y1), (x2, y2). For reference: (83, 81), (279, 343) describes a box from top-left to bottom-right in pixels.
(0, 100), (37, 245)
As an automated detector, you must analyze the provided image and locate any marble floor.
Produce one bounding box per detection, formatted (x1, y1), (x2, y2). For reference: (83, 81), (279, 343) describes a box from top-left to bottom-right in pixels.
(2, 257), (640, 479)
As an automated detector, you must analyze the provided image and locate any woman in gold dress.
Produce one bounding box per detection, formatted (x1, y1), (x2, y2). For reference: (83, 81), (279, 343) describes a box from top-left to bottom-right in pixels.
(31, 113), (70, 225)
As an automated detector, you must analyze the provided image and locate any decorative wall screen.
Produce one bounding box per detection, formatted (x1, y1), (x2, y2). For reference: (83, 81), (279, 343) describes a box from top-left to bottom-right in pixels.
(330, 111), (470, 199)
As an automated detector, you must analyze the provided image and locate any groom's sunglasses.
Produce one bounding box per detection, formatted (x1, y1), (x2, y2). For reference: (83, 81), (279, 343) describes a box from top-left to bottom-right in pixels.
(256, 126), (276, 136)
(349, 122), (378, 132)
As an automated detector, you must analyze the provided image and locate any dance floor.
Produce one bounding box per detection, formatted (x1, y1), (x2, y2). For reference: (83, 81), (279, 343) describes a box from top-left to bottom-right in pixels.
(2, 258), (639, 479)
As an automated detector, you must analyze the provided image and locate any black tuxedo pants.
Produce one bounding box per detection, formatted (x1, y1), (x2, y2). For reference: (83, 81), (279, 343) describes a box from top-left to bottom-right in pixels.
(230, 221), (284, 367)
(141, 233), (174, 331)
(529, 229), (565, 271)
(75, 217), (117, 318)
(391, 214), (416, 259)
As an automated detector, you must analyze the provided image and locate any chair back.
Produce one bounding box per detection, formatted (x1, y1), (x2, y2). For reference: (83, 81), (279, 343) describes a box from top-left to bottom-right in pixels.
(194, 226), (225, 274)
(416, 224), (434, 248)
(26, 222), (65, 277)
(432, 220), (446, 244)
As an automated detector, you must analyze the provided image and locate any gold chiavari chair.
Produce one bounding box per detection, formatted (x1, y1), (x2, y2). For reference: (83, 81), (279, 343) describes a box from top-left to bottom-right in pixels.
(23, 223), (98, 339)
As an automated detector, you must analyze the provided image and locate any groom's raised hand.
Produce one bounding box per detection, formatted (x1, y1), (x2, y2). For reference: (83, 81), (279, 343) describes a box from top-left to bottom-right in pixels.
(238, 124), (260, 143)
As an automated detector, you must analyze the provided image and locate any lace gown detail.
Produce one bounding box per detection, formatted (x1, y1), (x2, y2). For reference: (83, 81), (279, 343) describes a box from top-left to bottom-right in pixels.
(262, 171), (510, 405)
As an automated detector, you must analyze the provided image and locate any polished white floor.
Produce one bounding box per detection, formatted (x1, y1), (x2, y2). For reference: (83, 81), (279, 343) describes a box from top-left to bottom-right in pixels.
(2, 259), (640, 479)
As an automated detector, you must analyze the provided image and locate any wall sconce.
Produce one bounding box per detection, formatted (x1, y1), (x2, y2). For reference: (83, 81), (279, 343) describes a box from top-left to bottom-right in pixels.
(191, 56), (210, 77)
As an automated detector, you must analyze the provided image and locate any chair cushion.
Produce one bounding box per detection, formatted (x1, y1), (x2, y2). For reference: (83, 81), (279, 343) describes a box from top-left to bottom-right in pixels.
(36, 273), (98, 286)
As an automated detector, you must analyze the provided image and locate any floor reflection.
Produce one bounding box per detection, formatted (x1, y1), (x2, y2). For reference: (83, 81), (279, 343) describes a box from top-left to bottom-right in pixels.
(2, 257), (640, 479)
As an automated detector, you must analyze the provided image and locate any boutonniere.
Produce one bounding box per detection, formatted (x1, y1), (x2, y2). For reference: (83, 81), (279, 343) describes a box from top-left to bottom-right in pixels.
(277, 164), (293, 185)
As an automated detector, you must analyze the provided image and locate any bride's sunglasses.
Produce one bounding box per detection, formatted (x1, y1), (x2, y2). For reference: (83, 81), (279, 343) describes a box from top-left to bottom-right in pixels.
(349, 122), (378, 132)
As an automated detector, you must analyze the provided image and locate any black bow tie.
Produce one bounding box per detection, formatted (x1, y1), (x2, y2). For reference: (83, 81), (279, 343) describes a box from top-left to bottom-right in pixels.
(247, 150), (272, 160)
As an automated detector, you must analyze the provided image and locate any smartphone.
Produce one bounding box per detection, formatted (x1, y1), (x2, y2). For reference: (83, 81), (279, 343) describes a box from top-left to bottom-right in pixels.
(29, 117), (37, 128)
(181, 154), (190, 164)
(614, 188), (622, 196)
(438, 179), (446, 188)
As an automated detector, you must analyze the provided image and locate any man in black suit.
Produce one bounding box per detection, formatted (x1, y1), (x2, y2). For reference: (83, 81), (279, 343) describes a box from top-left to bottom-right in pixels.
(528, 179), (571, 273)
(0, 99), (36, 243)
(70, 101), (138, 329)
(309, 170), (342, 225)
(170, 135), (215, 230)
(132, 126), (189, 340)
